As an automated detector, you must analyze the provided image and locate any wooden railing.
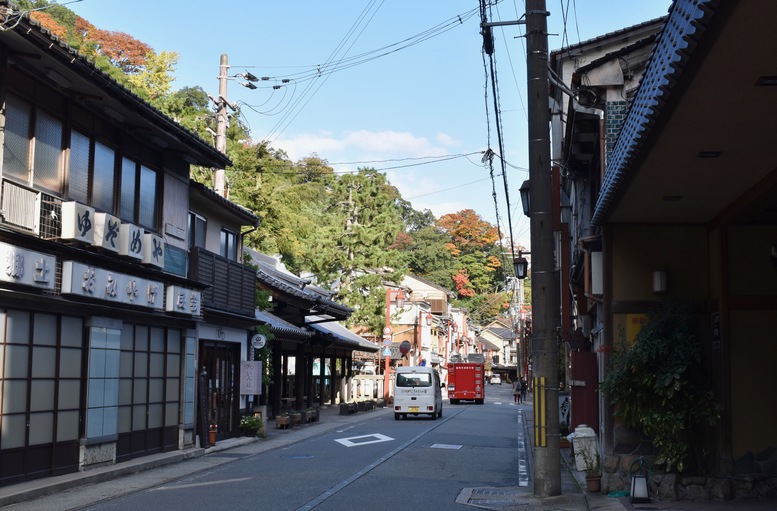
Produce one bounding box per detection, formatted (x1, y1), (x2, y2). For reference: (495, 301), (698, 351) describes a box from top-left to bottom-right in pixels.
(188, 246), (256, 317)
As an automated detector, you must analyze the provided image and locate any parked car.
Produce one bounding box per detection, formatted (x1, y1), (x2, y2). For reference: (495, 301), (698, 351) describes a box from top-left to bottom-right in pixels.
(490, 374), (501, 385)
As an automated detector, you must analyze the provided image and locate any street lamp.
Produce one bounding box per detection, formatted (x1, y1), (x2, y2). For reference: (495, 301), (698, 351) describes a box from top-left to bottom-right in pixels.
(514, 253), (529, 279)
(520, 179), (531, 217)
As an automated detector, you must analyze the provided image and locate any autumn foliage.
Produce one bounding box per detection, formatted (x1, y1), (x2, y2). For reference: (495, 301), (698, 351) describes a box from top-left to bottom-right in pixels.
(437, 209), (499, 254)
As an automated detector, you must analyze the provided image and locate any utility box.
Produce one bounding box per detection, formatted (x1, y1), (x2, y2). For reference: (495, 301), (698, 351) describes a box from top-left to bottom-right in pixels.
(572, 425), (597, 472)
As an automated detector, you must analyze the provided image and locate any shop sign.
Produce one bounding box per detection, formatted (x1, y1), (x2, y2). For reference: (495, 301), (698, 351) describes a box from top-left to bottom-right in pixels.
(61, 260), (164, 310)
(0, 242), (56, 290)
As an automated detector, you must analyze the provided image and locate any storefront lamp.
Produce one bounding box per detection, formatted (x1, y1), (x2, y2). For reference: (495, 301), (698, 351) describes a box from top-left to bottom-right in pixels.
(520, 179), (531, 217)
(629, 457), (651, 504)
(425, 314), (433, 326)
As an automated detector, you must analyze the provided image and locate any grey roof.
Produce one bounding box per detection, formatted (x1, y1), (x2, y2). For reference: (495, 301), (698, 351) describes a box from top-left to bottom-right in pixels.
(550, 16), (668, 56)
(478, 336), (501, 351)
(305, 316), (378, 353)
(592, 0), (715, 225)
(248, 253), (351, 318)
(255, 310), (311, 339)
(486, 326), (514, 340)
(191, 182), (259, 226)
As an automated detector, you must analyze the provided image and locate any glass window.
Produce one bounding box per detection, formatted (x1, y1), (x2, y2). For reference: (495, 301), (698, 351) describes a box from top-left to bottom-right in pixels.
(2, 94), (32, 181)
(220, 228), (237, 260)
(138, 165), (157, 229)
(92, 141), (115, 213)
(68, 130), (91, 203)
(120, 157), (136, 221)
(33, 109), (63, 194)
(188, 212), (206, 249)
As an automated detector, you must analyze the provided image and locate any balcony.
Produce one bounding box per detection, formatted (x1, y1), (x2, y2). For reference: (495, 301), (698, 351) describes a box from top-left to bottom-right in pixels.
(188, 246), (256, 317)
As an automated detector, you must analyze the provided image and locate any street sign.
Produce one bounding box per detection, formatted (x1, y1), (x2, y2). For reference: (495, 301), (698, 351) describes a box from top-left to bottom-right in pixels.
(382, 347), (392, 357)
(383, 326), (392, 335)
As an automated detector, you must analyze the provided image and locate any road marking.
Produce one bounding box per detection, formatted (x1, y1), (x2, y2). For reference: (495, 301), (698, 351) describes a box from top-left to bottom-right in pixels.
(431, 443), (462, 450)
(335, 433), (394, 447)
(156, 477), (252, 491)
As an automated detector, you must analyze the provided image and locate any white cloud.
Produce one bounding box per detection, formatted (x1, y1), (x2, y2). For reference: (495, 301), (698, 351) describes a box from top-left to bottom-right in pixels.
(275, 129), (457, 163)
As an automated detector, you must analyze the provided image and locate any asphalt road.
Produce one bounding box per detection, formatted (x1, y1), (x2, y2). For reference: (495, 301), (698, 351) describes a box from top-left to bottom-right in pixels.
(6, 384), (529, 511)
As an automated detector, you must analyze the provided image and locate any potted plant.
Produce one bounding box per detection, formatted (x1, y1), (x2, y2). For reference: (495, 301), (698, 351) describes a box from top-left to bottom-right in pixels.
(276, 411), (291, 429)
(580, 448), (601, 493)
(239, 415), (263, 437)
(208, 422), (217, 445)
(291, 410), (303, 426)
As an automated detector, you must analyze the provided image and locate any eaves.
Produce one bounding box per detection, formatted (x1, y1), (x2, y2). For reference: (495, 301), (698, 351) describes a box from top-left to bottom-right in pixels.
(592, 0), (719, 226)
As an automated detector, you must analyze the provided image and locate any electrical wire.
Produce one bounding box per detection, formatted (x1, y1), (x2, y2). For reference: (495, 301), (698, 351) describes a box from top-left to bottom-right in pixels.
(1, 0), (84, 31)
(261, 0), (385, 144)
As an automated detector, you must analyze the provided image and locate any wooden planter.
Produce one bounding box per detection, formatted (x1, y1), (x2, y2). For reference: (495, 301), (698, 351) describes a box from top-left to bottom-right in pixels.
(208, 429), (217, 445)
(291, 412), (302, 426)
(305, 410), (316, 423)
(276, 416), (291, 429)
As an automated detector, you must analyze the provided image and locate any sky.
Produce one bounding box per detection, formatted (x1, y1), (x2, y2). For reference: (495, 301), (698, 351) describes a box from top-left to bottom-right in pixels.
(62, 0), (672, 249)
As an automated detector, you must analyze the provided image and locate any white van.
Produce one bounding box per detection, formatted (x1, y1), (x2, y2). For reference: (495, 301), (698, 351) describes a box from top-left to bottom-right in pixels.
(393, 366), (443, 420)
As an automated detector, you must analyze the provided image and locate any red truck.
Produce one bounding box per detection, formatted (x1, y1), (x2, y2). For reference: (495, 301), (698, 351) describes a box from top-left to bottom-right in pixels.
(447, 359), (485, 404)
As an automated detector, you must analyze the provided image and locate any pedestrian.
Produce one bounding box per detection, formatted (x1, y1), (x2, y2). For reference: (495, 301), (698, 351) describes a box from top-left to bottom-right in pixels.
(520, 378), (527, 402)
(512, 379), (521, 404)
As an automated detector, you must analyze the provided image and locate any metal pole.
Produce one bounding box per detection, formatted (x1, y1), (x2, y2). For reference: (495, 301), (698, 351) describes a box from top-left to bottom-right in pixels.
(526, 0), (561, 497)
(214, 53), (229, 197)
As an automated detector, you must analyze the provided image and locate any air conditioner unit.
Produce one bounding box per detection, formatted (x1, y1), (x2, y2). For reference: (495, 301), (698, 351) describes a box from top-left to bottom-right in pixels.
(118, 223), (144, 260)
(1, 180), (41, 234)
(142, 232), (165, 268)
(93, 212), (121, 253)
(61, 201), (95, 243)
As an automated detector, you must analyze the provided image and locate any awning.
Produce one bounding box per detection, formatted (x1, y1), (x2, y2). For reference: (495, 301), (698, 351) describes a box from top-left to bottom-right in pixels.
(305, 316), (379, 353)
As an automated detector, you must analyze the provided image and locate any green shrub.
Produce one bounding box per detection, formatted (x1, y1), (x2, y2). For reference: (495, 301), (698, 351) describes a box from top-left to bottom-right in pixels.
(601, 302), (720, 474)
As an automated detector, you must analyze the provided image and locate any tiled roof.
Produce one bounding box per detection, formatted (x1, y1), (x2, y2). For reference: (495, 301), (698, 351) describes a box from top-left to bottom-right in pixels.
(306, 316), (378, 353)
(255, 310), (311, 339)
(550, 16), (668, 56)
(190, 182), (259, 226)
(592, 0), (716, 225)
(254, 259), (352, 317)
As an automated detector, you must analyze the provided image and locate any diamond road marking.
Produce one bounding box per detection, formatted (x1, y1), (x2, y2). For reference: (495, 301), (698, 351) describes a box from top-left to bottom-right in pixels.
(430, 443), (462, 449)
(335, 433), (394, 447)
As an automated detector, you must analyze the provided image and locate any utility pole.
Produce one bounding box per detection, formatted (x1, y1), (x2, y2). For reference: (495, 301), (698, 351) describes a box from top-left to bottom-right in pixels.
(526, 0), (561, 497)
(214, 53), (229, 198)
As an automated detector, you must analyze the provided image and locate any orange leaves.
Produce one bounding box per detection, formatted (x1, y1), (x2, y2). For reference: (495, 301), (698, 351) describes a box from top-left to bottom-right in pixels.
(451, 269), (475, 297)
(437, 209), (499, 253)
(31, 12), (67, 40)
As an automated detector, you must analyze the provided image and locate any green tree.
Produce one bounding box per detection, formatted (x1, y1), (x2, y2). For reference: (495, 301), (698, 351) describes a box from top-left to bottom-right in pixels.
(127, 50), (180, 102)
(305, 168), (406, 334)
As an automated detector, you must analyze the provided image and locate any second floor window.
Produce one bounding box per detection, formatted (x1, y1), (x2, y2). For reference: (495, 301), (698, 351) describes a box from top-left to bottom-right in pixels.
(2, 93), (63, 195)
(188, 212), (206, 250)
(2, 92), (160, 231)
(220, 228), (237, 261)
